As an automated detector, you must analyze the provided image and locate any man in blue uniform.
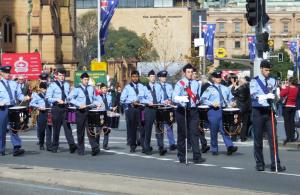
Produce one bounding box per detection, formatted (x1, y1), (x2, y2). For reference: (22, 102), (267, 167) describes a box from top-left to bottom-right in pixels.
(0, 66), (30, 156)
(201, 70), (238, 156)
(142, 70), (167, 155)
(172, 64), (205, 164)
(250, 60), (286, 172)
(157, 70), (177, 151)
(30, 82), (52, 150)
(46, 69), (77, 153)
(68, 72), (102, 155)
(120, 70), (152, 153)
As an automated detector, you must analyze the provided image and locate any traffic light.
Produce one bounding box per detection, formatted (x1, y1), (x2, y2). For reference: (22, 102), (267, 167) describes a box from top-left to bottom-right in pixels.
(256, 32), (269, 58)
(278, 53), (283, 62)
(246, 0), (261, 26)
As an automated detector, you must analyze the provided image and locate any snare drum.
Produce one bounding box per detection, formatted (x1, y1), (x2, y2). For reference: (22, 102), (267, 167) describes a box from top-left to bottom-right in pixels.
(107, 111), (120, 129)
(67, 107), (77, 124)
(198, 105), (209, 127)
(222, 108), (241, 136)
(8, 106), (29, 131)
(156, 106), (175, 125)
(88, 110), (107, 128)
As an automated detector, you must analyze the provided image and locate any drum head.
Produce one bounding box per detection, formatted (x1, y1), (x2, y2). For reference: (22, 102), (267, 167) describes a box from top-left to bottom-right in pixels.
(107, 111), (120, 117)
(9, 106), (27, 110)
(223, 108), (240, 112)
(157, 106), (174, 110)
(68, 107), (76, 110)
(198, 105), (209, 109)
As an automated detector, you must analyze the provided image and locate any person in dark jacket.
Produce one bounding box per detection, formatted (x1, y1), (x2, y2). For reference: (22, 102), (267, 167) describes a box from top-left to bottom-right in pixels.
(231, 77), (252, 142)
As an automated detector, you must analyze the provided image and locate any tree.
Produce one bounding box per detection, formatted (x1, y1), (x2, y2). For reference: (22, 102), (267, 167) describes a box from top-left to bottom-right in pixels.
(270, 46), (293, 80)
(76, 11), (98, 67)
(103, 27), (158, 61)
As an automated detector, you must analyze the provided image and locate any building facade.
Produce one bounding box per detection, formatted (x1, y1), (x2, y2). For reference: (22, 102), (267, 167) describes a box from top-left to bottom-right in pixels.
(0, 0), (77, 80)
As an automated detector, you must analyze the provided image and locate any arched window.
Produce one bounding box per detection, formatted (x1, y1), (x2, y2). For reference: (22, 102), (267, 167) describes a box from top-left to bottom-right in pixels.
(3, 17), (13, 43)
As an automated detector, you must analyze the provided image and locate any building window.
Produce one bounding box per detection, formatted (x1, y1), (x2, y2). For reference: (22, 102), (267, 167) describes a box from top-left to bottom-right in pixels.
(3, 17), (13, 43)
(219, 41), (225, 48)
(234, 41), (240, 49)
(234, 23), (241, 33)
(219, 22), (225, 33)
(283, 23), (289, 33)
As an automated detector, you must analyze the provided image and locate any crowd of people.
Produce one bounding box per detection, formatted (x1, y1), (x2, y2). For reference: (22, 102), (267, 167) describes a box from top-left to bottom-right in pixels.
(1, 59), (298, 172)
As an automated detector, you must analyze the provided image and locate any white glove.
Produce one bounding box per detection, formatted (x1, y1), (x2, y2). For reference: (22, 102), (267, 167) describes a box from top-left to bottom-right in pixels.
(258, 94), (268, 102)
(266, 93), (275, 100)
(174, 96), (189, 103)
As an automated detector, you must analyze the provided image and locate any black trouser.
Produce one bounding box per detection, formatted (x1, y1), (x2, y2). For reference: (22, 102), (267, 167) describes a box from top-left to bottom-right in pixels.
(240, 110), (251, 140)
(37, 111), (52, 148)
(125, 107), (141, 148)
(283, 106), (296, 141)
(252, 107), (281, 167)
(176, 108), (202, 160)
(51, 106), (75, 150)
(76, 110), (99, 152)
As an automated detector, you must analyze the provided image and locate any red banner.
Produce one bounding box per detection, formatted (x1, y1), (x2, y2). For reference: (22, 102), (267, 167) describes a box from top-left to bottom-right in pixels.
(1, 52), (42, 80)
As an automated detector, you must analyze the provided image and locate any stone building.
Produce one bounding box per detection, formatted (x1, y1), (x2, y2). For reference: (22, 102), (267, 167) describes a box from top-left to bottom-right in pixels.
(0, 0), (77, 80)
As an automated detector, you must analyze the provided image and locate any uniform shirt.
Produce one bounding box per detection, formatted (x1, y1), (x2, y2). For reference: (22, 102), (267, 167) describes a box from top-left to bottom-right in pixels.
(46, 81), (70, 104)
(0, 78), (25, 106)
(250, 74), (276, 107)
(99, 93), (112, 111)
(144, 82), (162, 104)
(172, 78), (201, 108)
(29, 92), (48, 109)
(201, 83), (233, 107)
(158, 82), (173, 103)
(68, 84), (102, 107)
(120, 82), (152, 105)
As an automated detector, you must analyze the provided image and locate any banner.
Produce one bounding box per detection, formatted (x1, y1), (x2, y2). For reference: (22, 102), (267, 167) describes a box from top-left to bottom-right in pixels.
(247, 36), (256, 62)
(202, 24), (216, 62)
(287, 41), (297, 72)
(74, 71), (107, 86)
(100, 0), (119, 55)
(1, 52), (42, 80)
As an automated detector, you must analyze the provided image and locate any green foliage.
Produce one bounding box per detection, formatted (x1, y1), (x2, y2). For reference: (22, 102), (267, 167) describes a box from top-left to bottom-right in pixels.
(139, 76), (149, 85)
(270, 47), (293, 80)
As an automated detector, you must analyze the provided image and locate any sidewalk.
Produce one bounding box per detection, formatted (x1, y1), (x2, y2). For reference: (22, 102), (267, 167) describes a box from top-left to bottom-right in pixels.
(0, 164), (275, 195)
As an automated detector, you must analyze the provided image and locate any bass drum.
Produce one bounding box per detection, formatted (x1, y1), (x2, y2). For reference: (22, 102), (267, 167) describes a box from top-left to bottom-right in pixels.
(8, 106), (29, 131)
(222, 108), (241, 136)
(107, 111), (120, 129)
(88, 110), (107, 128)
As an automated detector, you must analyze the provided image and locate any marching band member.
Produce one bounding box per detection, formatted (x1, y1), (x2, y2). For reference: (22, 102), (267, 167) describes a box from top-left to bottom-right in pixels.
(46, 69), (77, 153)
(201, 70), (238, 156)
(157, 70), (177, 151)
(250, 60), (286, 172)
(142, 70), (167, 155)
(30, 82), (52, 150)
(120, 70), (152, 153)
(68, 72), (102, 156)
(172, 64), (205, 164)
(99, 83), (115, 150)
(0, 66), (30, 156)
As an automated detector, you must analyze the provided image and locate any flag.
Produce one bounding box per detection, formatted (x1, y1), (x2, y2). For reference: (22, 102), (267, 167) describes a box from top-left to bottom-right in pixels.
(100, 0), (119, 56)
(202, 24), (216, 62)
(247, 36), (256, 61)
(288, 41), (297, 71)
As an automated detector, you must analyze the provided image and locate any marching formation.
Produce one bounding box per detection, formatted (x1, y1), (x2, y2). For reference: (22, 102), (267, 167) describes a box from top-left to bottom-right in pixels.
(0, 61), (286, 172)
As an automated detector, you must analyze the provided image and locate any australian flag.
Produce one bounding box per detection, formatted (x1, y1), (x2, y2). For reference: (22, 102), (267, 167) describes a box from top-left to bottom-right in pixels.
(100, 0), (119, 55)
(247, 36), (256, 62)
(287, 41), (298, 71)
(202, 24), (216, 62)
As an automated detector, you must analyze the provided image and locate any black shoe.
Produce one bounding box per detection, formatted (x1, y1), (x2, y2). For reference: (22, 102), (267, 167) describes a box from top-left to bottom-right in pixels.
(130, 146), (136, 153)
(1, 151), (5, 156)
(144, 150), (152, 155)
(69, 144), (78, 153)
(193, 158), (206, 164)
(91, 147), (100, 156)
(39, 146), (45, 150)
(46, 147), (52, 152)
(159, 147), (167, 156)
(240, 138), (247, 142)
(271, 165), (286, 172)
(212, 151), (218, 156)
(256, 165), (265, 171)
(103, 146), (110, 150)
(178, 157), (185, 163)
(169, 144), (177, 151)
(201, 145), (210, 153)
(13, 148), (25, 156)
(227, 146), (238, 155)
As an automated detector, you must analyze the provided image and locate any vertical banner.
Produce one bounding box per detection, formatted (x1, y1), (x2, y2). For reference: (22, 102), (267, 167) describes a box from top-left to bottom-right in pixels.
(1, 52), (42, 80)
(202, 24), (216, 62)
(288, 41), (297, 72)
(248, 36), (256, 62)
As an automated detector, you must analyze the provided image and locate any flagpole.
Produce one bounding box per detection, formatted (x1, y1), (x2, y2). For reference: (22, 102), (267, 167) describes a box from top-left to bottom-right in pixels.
(98, 0), (101, 62)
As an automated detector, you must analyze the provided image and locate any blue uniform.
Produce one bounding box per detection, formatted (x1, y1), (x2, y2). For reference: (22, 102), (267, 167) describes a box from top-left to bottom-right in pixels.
(172, 78), (202, 161)
(120, 82), (152, 150)
(99, 92), (112, 149)
(201, 83), (235, 153)
(158, 82), (176, 147)
(250, 74), (281, 168)
(46, 80), (76, 152)
(68, 84), (102, 154)
(0, 78), (26, 154)
(30, 92), (52, 149)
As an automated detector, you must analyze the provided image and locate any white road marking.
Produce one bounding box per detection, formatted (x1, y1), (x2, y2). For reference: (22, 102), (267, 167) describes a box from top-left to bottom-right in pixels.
(195, 164), (217, 167)
(263, 171), (300, 177)
(222, 167), (244, 170)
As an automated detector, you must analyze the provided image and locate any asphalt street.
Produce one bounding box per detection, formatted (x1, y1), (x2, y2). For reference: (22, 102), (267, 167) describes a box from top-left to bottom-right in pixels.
(0, 116), (300, 195)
